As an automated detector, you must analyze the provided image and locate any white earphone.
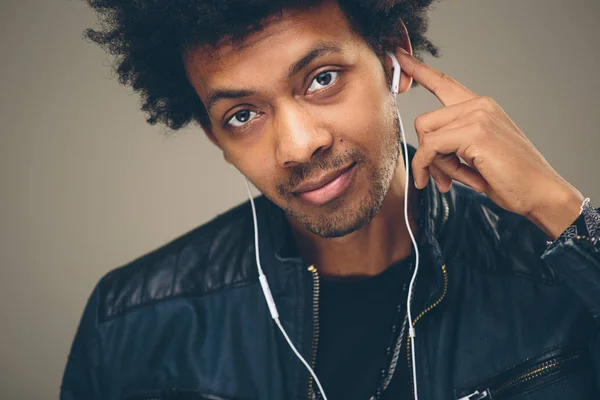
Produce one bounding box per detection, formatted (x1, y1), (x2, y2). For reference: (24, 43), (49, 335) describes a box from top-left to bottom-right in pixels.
(243, 50), (421, 400)
(386, 50), (422, 400)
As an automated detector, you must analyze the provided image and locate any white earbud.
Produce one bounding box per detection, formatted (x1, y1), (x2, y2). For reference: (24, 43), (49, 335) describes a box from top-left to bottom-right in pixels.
(385, 50), (401, 94)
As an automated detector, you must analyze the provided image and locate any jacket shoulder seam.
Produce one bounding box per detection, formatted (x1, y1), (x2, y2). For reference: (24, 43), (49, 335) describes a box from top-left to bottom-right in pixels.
(98, 278), (256, 323)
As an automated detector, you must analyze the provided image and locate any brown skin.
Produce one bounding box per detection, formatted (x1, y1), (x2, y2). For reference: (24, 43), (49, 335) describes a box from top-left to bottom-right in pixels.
(394, 51), (584, 239)
(183, 0), (421, 277)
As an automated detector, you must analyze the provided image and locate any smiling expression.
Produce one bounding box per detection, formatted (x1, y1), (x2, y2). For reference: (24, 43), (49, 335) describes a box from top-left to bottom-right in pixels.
(183, 0), (403, 238)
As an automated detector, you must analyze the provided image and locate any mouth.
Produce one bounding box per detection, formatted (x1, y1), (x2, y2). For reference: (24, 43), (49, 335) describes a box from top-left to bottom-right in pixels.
(293, 162), (357, 206)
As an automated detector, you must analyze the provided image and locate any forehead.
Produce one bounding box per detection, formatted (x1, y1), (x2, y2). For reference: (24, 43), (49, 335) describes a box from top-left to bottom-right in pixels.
(183, 0), (364, 96)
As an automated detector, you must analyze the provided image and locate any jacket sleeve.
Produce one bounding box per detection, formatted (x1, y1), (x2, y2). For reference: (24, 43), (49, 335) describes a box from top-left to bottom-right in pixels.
(60, 283), (104, 400)
(541, 201), (600, 318)
(540, 202), (600, 392)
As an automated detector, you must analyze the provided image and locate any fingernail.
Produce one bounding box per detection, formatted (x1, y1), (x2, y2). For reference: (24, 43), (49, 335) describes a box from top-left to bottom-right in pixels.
(398, 48), (410, 55)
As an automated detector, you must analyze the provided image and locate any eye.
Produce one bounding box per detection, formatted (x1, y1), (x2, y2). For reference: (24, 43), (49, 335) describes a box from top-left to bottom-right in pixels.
(226, 109), (257, 128)
(307, 71), (340, 93)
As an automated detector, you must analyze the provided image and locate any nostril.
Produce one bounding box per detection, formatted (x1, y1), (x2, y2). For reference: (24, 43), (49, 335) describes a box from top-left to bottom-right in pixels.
(312, 144), (330, 159)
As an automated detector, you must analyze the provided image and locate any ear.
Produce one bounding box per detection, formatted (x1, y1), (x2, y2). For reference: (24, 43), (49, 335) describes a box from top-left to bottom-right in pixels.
(202, 126), (233, 165)
(383, 20), (413, 94)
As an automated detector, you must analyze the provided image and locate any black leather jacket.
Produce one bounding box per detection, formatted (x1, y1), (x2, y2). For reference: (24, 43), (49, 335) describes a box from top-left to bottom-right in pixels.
(61, 146), (600, 400)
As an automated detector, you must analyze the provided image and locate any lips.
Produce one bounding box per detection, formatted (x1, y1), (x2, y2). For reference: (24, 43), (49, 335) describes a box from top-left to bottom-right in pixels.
(293, 163), (355, 194)
(292, 163), (357, 206)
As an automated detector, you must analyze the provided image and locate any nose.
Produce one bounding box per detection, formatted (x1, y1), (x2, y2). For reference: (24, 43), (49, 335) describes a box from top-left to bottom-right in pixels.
(274, 102), (334, 167)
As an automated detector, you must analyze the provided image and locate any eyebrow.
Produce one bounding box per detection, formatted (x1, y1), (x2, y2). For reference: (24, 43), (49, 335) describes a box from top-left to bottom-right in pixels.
(287, 42), (343, 78)
(205, 42), (344, 113)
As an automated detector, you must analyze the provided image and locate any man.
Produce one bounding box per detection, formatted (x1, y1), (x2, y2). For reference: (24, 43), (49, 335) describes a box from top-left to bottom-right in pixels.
(62, 0), (600, 399)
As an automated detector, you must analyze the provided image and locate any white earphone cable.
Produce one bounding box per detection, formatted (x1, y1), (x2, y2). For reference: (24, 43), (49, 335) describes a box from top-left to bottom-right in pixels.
(387, 49), (421, 400)
(394, 94), (421, 400)
(243, 179), (329, 400)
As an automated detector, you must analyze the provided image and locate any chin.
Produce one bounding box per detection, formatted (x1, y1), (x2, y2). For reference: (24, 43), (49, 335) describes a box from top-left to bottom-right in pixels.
(291, 189), (383, 239)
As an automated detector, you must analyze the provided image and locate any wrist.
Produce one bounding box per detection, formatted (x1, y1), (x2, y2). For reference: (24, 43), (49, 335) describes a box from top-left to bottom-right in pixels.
(527, 184), (584, 240)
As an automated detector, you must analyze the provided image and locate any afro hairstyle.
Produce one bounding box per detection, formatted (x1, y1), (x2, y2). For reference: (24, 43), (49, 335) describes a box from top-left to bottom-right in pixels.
(83, 0), (439, 130)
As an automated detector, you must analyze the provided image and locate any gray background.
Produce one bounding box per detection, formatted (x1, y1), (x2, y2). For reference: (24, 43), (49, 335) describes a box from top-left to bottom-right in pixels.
(1, 0), (599, 398)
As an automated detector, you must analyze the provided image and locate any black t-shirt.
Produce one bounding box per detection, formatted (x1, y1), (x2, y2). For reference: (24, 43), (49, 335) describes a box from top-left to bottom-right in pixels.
(313, 254), (415, 400)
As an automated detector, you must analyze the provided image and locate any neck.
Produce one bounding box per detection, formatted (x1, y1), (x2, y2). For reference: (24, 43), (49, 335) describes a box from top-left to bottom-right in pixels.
(289, 161), (423, 278)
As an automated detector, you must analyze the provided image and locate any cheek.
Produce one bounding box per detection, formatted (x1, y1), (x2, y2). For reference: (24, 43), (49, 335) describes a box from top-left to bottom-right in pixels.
(330, 82), (392, 148)
(226, 150), (281, 193)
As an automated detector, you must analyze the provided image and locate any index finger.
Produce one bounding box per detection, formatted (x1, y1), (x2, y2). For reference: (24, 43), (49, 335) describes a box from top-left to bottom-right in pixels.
(396, 51), (477, 106)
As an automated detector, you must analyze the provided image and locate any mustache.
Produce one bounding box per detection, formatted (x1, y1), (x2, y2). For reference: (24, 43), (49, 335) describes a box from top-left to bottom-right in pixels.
(277, 149), (363, 196)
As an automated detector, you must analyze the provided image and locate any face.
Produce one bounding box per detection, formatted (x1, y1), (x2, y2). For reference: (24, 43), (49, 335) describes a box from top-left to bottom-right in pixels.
(183, 0), (402, 238)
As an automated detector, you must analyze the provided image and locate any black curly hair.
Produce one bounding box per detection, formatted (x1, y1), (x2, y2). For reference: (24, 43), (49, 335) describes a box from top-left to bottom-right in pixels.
(83, 0), (439, 130)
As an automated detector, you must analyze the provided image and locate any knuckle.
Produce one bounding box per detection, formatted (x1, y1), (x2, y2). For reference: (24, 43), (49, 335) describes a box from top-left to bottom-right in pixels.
(465, 142), (481, 158)
(473, 121), (487, 136)
(422, 132), (435, 147)
(414, 114), (429, 132)
(472, 108), (489, 121)
(479, 96), (497, 110)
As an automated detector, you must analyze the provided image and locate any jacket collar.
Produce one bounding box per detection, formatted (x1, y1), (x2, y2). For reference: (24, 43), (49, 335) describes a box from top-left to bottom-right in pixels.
(255, 143), (449, 312)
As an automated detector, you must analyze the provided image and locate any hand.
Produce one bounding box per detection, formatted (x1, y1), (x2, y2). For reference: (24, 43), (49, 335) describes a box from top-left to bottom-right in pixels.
(396, 50), (583, 238)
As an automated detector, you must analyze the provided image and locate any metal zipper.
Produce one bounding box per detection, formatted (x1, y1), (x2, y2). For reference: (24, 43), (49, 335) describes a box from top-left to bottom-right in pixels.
(493, 355), (580, 395)
(306, 193), (451, 399)
(406, 192), (451, 399)
(307, 265), (321, 400)
(457, 354), (582, 400)
(406, 263), (448, 399)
